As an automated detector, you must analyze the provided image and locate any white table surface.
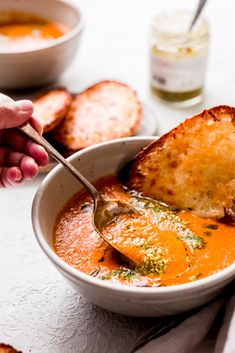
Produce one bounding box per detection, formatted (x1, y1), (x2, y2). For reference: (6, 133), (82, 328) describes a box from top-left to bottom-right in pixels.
(0, 0), (235, 352)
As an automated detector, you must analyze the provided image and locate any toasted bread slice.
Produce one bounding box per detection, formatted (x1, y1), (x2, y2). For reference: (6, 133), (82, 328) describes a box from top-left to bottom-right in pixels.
(53, 81), (142, 150)
(33, 88), (72, 133)
(124, 106), (235, 219)
(0, 344), (21, 353)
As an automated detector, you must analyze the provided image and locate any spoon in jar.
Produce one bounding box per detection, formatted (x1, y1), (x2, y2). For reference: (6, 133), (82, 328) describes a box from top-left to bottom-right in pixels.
(19, 122), (141, 263)
(188, 0), (208, 32)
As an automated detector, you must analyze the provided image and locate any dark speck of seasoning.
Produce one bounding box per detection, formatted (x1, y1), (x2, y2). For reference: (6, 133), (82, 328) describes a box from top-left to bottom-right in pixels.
(189, 273), (203, 281)
(170, 161), (177, 168)
(81, 203), (91, 213)
(203, 223), (219, 230)
(89, 268), (101, 277)
(167, 189), (174, 195)
(98, 248), (108, 263)
(203, 231), (212, 237)
(98, 255), (105, 263)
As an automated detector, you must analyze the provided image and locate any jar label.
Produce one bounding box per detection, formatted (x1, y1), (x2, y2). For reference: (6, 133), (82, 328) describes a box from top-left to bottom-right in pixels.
(150, 53), (207, 92)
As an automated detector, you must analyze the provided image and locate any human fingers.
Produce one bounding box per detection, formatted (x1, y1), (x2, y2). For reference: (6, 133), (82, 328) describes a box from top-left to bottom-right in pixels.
(20, 155), (39, 179)
(0, 129), (48, 167)
(0, 95), (42, 132)
(29, 116), (43, 135)
(26, 142), (48, 167)
(0, 166), (23, 187)
(0, 94), (33, 129)
(0, 147), (39, 179)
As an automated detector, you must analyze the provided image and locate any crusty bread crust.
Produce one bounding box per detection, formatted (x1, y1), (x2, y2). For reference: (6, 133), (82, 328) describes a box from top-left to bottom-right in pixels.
(33, 88), (72, 133)
(0, 343), (21, 353)
(53, 80), (142, 150)
(125, 106), (235, 219)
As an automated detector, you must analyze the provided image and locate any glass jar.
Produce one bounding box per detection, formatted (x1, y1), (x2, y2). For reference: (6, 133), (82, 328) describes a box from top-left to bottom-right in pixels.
(150, 10), (209, 106)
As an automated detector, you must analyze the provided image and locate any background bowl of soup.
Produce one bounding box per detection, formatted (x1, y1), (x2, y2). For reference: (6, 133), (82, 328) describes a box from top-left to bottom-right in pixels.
(0, 0), (84, 89)
(32, 137), (235, 317)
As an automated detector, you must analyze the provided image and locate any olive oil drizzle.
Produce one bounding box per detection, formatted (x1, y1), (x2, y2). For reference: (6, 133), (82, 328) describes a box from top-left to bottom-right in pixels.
(131, 196), (205, 251)
(101, 196), (205, 281)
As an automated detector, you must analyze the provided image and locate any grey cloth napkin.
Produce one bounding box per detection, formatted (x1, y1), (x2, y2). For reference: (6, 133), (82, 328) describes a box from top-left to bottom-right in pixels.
(132, 285), (235, 353)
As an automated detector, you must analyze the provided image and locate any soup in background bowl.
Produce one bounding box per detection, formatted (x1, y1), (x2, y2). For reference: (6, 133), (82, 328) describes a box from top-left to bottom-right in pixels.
(0, 11), (70, 52)
(0, 0), (84, 88)
(32, 137), (235, 317)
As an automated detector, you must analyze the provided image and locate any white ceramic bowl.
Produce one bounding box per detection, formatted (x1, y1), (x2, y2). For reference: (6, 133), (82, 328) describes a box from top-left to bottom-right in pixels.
(32, 137), (235, 317)
(0, 0), (84, 89)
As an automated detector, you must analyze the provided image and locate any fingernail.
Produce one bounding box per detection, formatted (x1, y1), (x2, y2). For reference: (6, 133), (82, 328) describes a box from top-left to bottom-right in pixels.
(16, 100), (33, 112)
(15, 169), (22, 181)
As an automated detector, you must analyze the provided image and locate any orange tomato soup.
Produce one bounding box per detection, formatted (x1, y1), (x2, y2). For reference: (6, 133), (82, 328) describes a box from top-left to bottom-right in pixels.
(0, 12), (69, 52)
(54, 175), (235, 287)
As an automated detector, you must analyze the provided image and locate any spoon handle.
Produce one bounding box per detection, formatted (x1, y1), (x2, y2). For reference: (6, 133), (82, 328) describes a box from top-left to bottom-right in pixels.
(189, 0), (208, 31)
(18, 122), (99, 199)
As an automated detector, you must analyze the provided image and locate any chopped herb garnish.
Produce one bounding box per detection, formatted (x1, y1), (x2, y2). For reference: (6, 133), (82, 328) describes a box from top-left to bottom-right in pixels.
(101, 268), (137, 282)
(202, 223), (218, 230)
(135, 246), (168, 276)
(101, 269), (122, 280)
(152, 207), (161, 226)
(122, 269), (137, 281)
(183, 235), (205, 249)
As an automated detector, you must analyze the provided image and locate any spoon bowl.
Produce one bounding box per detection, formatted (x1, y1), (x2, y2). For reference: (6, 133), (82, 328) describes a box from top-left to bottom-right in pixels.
(93, 195), (140, 229)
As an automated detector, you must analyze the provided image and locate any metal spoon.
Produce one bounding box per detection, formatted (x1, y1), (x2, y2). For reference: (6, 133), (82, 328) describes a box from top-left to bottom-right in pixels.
(19, 122), (140, 262)
(188, 0), (208, 32)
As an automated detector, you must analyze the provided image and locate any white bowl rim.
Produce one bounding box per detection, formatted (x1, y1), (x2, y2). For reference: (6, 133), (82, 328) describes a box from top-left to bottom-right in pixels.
(32, 136), (235, 295)
(0, 0), (85, 55)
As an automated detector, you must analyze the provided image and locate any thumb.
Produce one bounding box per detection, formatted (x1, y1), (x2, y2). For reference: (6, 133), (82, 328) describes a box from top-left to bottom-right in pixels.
(0, 98), (34, 129)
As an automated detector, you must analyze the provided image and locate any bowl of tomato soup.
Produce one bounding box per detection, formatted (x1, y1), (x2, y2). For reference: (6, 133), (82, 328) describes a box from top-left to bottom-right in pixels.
(32, 137), (235, 317)
(0, 0), (84, 88)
